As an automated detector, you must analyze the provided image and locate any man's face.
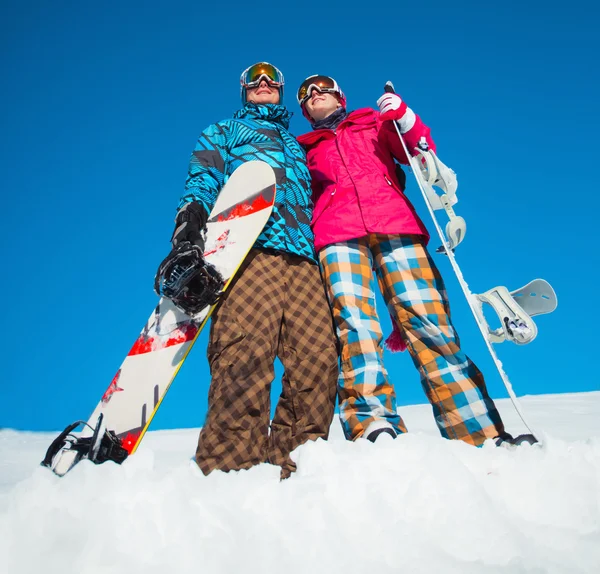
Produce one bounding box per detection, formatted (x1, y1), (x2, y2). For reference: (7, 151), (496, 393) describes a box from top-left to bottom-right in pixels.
(304, 89), (340, 122)
(246, 79), (280, 105)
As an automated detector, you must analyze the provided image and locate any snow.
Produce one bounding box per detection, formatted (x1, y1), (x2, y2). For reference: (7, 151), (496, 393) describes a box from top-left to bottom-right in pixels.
(1, 392), (599, 574)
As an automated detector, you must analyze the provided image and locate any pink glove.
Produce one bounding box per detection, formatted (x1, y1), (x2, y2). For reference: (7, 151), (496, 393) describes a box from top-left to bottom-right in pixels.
(377, 93), (418, 137)
(377, 93), (408, 122)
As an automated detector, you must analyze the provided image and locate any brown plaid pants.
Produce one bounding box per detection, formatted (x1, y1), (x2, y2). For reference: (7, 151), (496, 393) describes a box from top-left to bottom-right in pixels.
(195, 249), (338, 479)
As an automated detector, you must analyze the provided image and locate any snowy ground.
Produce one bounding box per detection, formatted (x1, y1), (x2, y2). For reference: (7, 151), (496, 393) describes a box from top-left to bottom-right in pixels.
(1, 392), (599, 574)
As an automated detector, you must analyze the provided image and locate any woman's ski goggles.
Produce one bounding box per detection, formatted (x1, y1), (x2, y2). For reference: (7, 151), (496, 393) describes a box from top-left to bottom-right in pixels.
(240, 62), (285, 89)
(297, 75), (342, 105)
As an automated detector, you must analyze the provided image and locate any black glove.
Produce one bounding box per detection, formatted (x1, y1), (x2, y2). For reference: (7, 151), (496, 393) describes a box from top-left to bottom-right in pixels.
(394, 163), (407, 191)
(170, 202), (209, 251)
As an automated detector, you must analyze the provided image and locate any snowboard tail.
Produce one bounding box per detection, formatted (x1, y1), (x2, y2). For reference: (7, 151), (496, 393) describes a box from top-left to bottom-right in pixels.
(43, 161), (277, 476)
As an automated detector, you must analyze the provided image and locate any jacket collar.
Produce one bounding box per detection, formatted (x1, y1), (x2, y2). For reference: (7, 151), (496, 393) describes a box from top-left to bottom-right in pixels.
(233, 103), (292, 129)
(312, 107), (348, 130)
(297, 107), (376, 147)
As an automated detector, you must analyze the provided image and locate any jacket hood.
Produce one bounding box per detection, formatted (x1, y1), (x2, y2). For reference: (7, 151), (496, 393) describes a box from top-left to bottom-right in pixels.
(234, 103), (292, 129)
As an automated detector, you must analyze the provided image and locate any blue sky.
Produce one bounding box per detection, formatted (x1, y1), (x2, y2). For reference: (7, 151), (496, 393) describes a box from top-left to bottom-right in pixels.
(1, 0), (598, 433)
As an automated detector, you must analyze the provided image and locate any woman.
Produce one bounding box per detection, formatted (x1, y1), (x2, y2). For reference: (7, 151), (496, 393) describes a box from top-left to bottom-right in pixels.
(297, 75), (530, 447)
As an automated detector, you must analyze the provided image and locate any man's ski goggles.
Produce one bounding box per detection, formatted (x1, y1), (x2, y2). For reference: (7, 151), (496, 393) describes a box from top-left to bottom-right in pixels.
(240, 62), (285, 89)
(297, 75), (342, 105)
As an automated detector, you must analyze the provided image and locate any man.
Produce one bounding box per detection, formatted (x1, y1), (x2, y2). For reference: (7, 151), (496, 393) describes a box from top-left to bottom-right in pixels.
(296, 74), (533, 447)
(169, 63), (338, 479)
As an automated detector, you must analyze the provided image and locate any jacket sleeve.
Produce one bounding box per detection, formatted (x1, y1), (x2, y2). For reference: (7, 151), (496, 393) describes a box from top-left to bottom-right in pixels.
(178, 121), (230, 213)
(379, 107), (436, 164)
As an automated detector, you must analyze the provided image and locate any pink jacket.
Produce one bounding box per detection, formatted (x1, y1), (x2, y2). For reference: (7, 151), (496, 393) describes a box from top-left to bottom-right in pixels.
(297, 108), (435, 252)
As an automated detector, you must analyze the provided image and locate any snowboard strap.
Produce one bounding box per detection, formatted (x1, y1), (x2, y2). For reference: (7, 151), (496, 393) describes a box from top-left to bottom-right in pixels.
(415, 149), (466, 253)
(41, 415), (129, 471)
(41, 421), (85, 468)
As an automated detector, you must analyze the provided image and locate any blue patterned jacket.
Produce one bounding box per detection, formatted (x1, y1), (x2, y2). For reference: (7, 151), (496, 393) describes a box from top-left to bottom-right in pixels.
(179, 103), (316, 262)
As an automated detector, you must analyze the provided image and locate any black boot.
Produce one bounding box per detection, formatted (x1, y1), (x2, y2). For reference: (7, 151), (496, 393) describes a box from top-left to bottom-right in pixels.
(495, 432), (538, 448)
(364, 420), (397, 443)
(367, 427), (397, 443)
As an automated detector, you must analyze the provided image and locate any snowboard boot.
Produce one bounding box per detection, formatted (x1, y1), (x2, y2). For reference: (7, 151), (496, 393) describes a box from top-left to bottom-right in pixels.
(494, 432), (538, 448)
(364, 420), (397, 443)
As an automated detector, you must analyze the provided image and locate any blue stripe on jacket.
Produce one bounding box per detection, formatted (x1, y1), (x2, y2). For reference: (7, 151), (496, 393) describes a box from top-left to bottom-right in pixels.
(179, 103), (316, 263)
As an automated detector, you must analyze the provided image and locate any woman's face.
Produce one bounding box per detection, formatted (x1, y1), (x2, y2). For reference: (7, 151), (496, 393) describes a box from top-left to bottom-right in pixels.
(246, 79), (280, 105)
(305, 90), (340, 122)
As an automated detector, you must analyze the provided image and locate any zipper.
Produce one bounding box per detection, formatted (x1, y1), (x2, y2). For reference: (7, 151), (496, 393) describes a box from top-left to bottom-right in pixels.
(334, 133), (367, 229)
(275, 125), (294, 251)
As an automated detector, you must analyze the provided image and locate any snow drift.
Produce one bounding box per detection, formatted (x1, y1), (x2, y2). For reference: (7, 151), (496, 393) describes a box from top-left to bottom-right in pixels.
(1, 392), (599, 574)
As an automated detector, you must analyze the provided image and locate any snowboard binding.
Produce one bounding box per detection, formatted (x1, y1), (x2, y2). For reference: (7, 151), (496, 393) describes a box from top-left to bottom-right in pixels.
(414, 148), (466, 254)
(384, 82), (466, 254)
(474, 279), (558, 345)
(41, 414), (129, 474)
(154, 241), (225, 316)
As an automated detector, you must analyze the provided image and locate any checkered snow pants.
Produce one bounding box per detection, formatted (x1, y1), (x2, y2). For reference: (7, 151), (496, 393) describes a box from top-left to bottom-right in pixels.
(195, 249), (338, 479)
(319, 234), (505, 446)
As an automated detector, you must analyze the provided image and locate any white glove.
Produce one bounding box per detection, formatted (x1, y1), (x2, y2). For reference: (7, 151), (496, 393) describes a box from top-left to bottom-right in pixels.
(376, 93), (415, 134)
(377, 93), (403, 116)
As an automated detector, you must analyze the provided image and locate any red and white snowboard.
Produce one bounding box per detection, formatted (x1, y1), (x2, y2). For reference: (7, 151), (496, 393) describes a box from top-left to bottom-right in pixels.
(49, 161), (276, 476)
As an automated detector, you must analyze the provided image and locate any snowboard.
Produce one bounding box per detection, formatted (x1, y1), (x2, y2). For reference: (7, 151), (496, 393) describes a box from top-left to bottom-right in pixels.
(44, 161), (277, 476)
